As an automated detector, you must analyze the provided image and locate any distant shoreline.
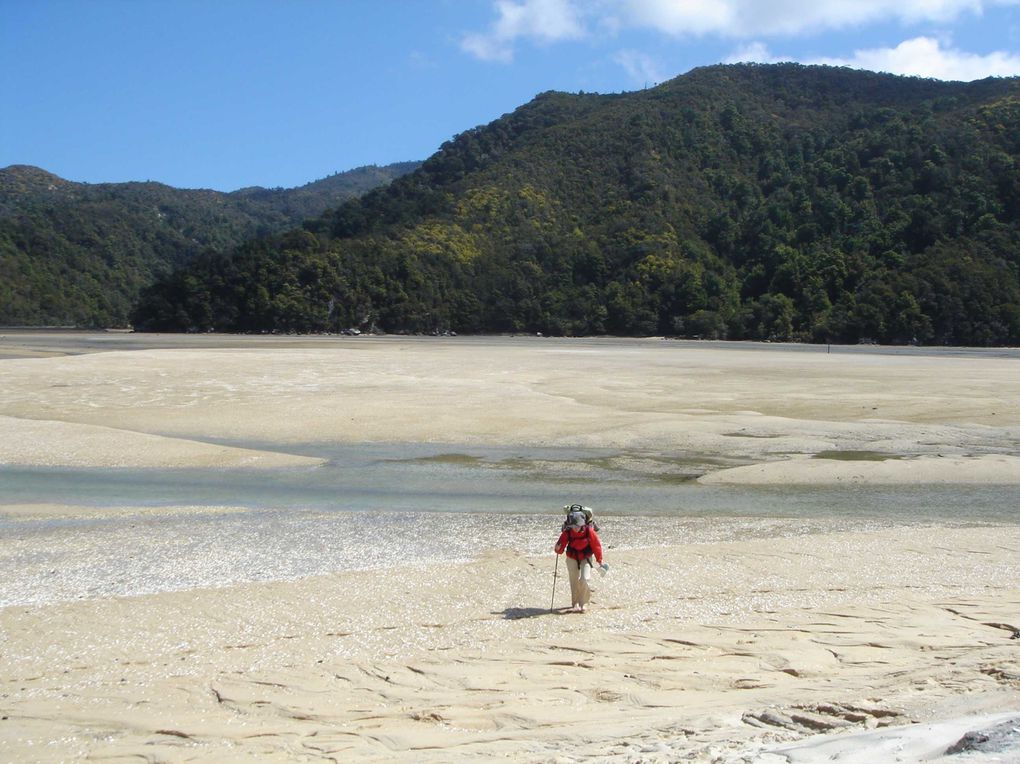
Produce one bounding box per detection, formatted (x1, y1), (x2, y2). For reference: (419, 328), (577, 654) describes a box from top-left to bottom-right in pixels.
(1, 327), (1017, 361)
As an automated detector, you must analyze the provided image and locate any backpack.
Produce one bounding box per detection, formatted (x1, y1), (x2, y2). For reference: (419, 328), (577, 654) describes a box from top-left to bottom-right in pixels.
(562, 503), (599, 532)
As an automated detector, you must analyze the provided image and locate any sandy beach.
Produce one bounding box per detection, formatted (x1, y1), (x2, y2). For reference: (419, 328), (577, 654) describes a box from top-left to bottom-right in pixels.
(3, 526), (1019, 762)
(1, 333), (1019, 761)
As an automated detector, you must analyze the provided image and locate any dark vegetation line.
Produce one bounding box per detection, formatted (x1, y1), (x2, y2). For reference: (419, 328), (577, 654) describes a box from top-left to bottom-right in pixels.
(6, 63), (1020, 345)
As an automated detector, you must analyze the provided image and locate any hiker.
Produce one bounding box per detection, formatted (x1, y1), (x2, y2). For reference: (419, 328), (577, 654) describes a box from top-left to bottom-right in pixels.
(553, 507), (606, 613)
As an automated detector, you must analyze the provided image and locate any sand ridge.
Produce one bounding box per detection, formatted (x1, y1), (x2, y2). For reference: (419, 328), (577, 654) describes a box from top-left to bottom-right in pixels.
(698, 452), (1020, 484)
(0, 414), (325, 468)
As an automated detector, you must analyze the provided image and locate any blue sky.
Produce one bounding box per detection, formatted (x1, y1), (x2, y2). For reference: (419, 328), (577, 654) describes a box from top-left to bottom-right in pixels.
(3, 0), (1018, 191)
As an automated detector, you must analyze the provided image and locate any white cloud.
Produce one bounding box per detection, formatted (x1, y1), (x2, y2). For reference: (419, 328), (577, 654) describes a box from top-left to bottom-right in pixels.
(461, 32), (514, 63)
(725, 41), (783, 64)
(462, 0), (1020, 80)
(725, 36), (1020, 79)
(811, 35), (1020, 79)
(463, 0), (1020, 61)
(623, 0), (737, 36)
(620, 0), (1018, 37)
(614, 49), (667, 84)
(461, 0), (584, 62)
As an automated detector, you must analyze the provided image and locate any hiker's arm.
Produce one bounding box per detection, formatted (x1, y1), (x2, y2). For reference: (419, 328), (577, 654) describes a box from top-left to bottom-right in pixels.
(589, 529), (604, 564)
(553, 531), (567, 554)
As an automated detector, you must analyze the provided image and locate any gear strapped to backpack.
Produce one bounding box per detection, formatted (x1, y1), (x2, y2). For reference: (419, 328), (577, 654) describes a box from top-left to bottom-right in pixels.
(562, 503), (599, 532)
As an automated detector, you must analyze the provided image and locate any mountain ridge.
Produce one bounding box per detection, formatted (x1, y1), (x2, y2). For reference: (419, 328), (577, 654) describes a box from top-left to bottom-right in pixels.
(0, 161), (420, 326)
(135, 63), (1020, 344)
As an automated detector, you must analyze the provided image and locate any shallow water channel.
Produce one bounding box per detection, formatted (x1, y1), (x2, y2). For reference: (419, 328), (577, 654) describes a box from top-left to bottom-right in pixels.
(2, 441), (1017, 606)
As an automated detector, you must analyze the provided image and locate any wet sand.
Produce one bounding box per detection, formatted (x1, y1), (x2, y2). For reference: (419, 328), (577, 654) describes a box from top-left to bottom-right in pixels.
(1, 333), (1019, 761)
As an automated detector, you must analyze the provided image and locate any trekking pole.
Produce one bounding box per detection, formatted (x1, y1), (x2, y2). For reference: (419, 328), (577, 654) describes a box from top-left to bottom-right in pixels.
(549, 554), (560, 613)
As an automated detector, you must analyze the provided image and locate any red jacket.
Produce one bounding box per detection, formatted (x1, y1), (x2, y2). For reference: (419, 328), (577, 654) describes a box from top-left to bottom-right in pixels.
(555, 526), (603, 564)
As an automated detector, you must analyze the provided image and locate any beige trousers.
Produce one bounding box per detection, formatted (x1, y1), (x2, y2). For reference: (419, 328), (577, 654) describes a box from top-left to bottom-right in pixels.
(565, 555), (593, 607)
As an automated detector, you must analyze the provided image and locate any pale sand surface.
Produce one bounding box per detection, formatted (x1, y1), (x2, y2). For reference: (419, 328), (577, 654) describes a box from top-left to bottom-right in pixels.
(0, 414), (323, 469)
(2, 525), (1018, 762)
(1, 335), (1019, 482)
(697, 453), (1020, 485)
(0, 503), (249, 519)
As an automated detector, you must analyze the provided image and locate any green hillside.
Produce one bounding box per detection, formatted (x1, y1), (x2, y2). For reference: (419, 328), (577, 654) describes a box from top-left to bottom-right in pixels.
(0, 162), (419, 326)
(137, 64), (1020, 344)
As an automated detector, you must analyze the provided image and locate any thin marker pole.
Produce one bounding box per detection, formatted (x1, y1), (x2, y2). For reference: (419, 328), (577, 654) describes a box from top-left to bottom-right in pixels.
(550, 554), (560, 613)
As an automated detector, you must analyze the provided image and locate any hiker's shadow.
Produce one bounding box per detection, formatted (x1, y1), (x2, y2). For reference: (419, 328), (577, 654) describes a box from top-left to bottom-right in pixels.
(497, 607), (563, 620)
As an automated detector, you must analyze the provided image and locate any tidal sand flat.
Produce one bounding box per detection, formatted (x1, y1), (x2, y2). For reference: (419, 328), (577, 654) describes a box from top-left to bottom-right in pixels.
(1, 333), (1019, 483)
(1, 333), (1019, 761)
(2, 527), (1018, 762)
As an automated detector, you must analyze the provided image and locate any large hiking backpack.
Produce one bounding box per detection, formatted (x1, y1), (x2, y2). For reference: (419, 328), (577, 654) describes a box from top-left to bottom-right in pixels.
(562, 503), (599, 532)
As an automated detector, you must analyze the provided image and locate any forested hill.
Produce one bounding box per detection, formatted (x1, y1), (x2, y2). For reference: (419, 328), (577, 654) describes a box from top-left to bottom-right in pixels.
(0, 161), (419, 326)
(137, 64), (1020, 345)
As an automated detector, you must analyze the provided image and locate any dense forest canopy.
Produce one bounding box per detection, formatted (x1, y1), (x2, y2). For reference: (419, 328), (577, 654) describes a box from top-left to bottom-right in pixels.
(27, 64), (1020, 344)
(0, 162), (419, 326)
(133, 65), (1020, 345)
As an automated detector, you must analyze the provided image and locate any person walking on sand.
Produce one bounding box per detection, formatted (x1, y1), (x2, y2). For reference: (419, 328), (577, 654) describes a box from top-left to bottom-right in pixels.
(554, 509), (606, 613)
